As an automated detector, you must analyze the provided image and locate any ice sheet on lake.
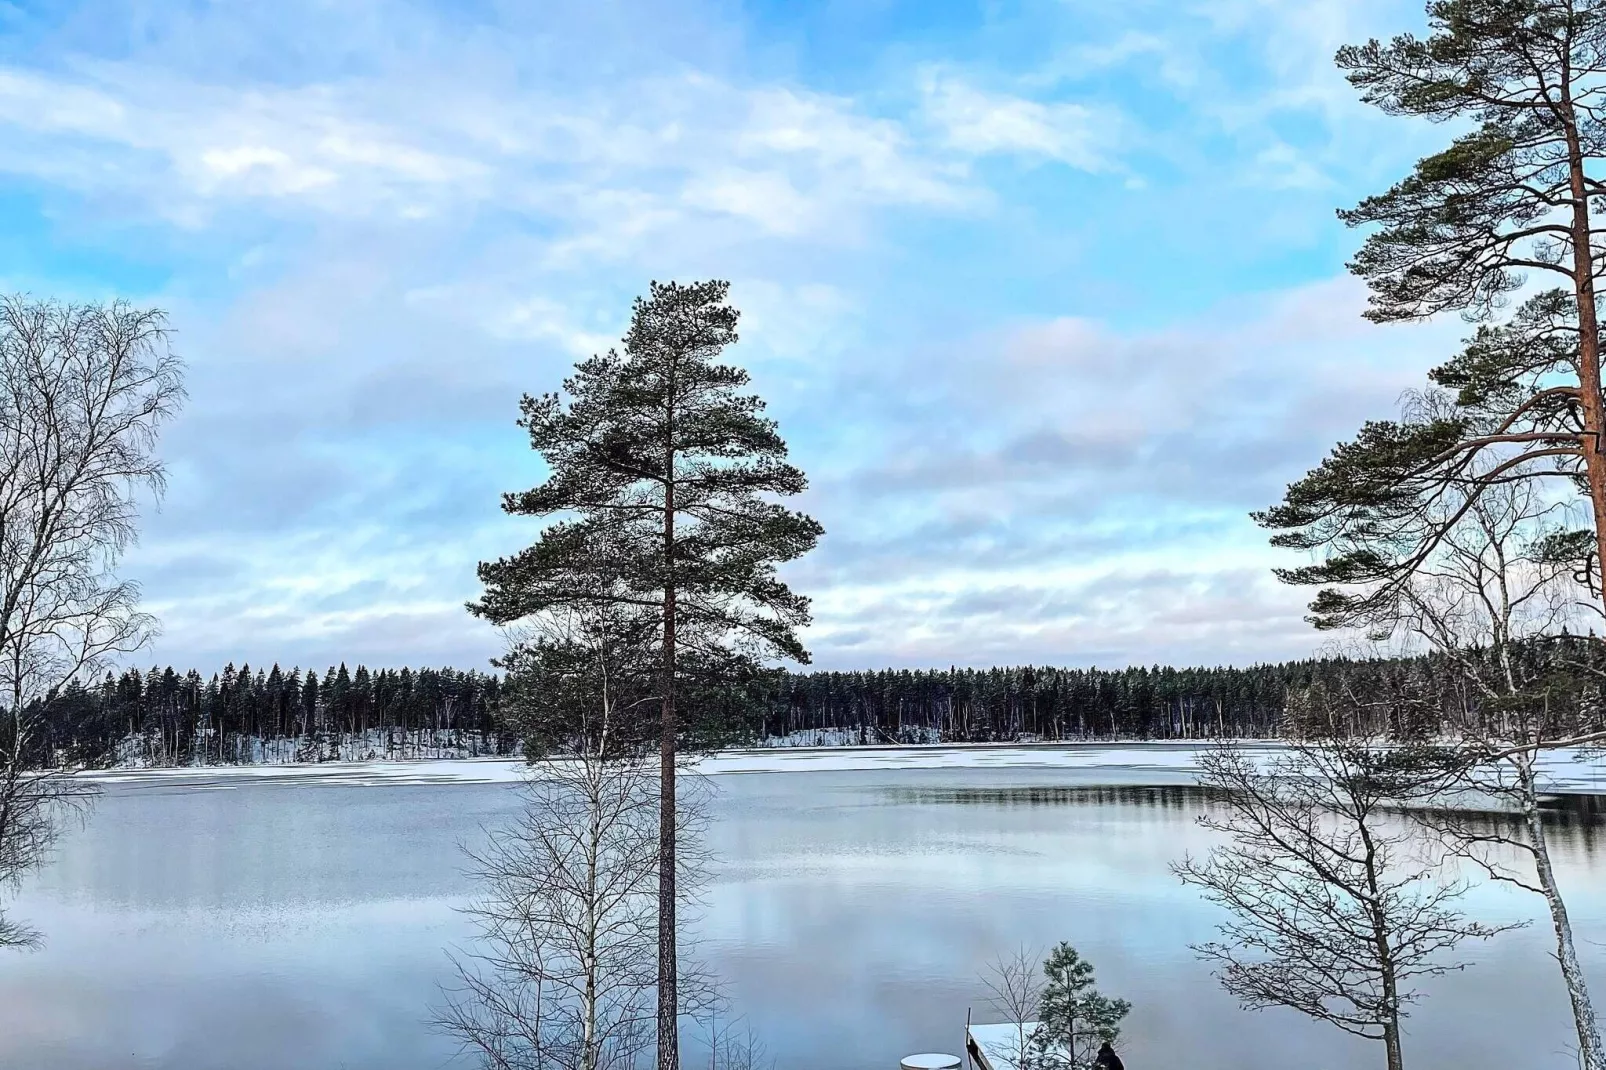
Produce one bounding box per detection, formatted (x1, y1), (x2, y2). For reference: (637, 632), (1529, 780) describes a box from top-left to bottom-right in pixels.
(78, 742), (1226, 789)
(76, 741), (1606, 794)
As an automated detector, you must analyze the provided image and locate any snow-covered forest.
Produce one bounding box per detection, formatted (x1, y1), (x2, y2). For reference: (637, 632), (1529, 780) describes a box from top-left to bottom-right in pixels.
(22, 641), (1606, 769)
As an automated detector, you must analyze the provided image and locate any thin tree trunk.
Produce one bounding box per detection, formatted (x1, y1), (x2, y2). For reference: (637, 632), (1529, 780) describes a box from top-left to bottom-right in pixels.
(1359, 822), (1405, 1070)
(658, 451), (679, 1070)
(1522, 763), (1605, 1070)
(585, 770), (601, 1070)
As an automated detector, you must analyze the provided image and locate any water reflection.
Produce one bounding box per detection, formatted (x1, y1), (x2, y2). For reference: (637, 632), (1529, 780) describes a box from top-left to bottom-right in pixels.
(888, 782), (1606, 856)
(1455, 793), (1606, 854)
(1537, 791), (1606, 827)
(886, 783), (1229, 812)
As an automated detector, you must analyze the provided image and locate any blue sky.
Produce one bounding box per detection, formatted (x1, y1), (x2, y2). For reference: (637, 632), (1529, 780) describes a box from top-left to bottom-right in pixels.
(0, 0), (1467, 673)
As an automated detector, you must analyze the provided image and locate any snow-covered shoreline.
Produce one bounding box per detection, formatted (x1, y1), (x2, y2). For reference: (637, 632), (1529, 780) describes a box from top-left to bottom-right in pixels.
(75, 740), (1606, 795)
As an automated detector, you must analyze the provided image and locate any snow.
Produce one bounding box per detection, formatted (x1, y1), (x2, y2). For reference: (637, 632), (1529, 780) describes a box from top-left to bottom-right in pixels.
(76, 742), (1232, 789)
(704, 740), (1214, 774)
(967, 1022), (1050, 1070)
(899, 1054), (961, 1070)
(81, 755), (528, 789)
(755, 726), (945, 748)
(111, 728), (511, 768)
(75, 740), (1606, 794)
(74, 742), (1224, 790)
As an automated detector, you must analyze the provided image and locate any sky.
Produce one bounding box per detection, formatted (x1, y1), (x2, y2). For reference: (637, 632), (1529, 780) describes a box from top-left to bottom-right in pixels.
(0, 0), (1472, 674)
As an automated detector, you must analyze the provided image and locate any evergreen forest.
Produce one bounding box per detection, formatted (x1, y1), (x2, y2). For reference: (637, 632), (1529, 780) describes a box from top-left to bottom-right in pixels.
(27, 642), (1606, 768)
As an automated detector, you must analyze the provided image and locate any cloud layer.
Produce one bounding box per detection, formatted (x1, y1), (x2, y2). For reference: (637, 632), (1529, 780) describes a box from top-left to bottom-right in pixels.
(0, 0), (1457, 671)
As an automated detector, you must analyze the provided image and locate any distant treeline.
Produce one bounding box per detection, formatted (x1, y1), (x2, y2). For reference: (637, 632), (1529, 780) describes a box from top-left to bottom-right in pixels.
(22, 663), (509, 768)
(779, 639), (1606, 743)
(15, 651), (1542, 768)
(764, 658), (1442, 743)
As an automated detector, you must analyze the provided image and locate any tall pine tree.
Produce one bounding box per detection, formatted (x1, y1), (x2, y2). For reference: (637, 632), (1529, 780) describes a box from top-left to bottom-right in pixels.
(472, 279), (821, 1070)
(1258, 5), (1606, 1065)
(1262, 2), (1606, 624)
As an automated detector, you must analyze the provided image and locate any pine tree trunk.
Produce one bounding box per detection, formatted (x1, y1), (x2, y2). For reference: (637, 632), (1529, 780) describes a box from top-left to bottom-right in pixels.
(1521, 762), (1605, 1070)
(1562, 100), (1606, 599)
(658, 460), (679, 1070)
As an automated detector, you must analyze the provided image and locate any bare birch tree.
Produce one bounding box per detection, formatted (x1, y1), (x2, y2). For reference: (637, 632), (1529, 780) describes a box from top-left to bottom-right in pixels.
(440, 605), (718, 1070)
(1378, 473), (1606, 1070)
(441, 606), (660, 1070)
(440, 751), (662, 1070)
(1425, 729), (1604, 1070)
(691, 1009), (772, 1070)
(979, 947), (1044, 1070)
(0, 295), (182, 948)
(1175, 738), (1513, 1070)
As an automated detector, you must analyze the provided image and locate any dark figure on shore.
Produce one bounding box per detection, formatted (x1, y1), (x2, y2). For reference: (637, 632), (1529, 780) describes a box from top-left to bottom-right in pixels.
(1093, 1041), (1124, 1070)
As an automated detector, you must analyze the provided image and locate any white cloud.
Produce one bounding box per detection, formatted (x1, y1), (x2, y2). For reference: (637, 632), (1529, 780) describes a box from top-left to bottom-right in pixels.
(197, 146), (338, 195)
(920, 70), (1115, 170)
(405, 285), (616, 356)
(740, 86), (971, 208)
(682, 168), (815, 235)
(1248, 141), (1333, 191)
(0, 66), (493, 220)
(0, 67), (128, 133)
(0, 59), (975, 249)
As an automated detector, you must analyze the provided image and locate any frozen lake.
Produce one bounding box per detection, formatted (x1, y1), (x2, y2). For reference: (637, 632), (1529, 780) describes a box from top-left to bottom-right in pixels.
(2, 747), (1605, 1069)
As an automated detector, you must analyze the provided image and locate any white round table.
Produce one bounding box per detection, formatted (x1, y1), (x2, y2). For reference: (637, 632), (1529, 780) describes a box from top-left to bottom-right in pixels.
(900, 1055), (961, 1070)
